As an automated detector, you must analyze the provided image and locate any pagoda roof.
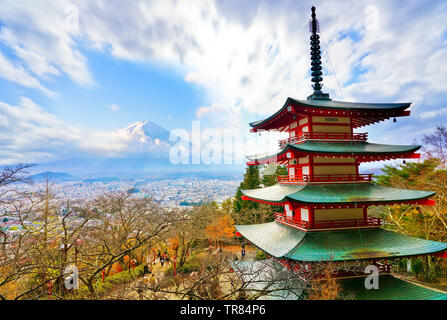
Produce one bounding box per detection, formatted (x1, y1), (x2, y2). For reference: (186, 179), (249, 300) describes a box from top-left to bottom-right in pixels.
(235, 222), (447, 262)
(241, 183), (434, 205)
(341, 275), (447, 300)
(247, 141), (420, 164)
(250, 97), (411, 131)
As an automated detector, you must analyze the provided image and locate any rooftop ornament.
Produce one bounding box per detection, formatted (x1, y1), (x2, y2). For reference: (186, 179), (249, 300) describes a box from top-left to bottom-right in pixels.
(307, 6), (330, 101)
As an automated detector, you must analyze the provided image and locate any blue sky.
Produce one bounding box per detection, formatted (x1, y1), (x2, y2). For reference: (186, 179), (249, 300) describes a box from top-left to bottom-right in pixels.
(0, 0), (446, 166)
(0, 40), (205, 132)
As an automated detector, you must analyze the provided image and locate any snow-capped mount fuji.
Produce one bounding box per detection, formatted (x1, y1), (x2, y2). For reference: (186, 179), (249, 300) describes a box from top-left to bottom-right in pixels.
(123, 120), (171, 145)
(117, 120), (175, 157)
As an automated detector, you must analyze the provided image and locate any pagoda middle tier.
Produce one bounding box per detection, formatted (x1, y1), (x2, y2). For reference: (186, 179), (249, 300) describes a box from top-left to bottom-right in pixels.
(241, 183), (435, 231)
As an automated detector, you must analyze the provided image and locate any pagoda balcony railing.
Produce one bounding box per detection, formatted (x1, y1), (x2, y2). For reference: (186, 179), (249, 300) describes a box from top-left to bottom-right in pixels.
(277, 173), (373, 184)
(278, 132), (367, 148)
(274, 212), (382, 230)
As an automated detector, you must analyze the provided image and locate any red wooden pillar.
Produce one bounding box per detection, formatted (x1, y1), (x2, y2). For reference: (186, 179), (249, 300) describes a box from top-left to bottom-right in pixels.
(308, 115), (312, 136)
(295, 207), (301, 221)
(47, 281), (52, 299)
(101, 269), (105, 282)
(309, 155), (314, 181)
(173, 256), (177, 276)
(349, 116), (354, 136)
(309, 206), (315, 229)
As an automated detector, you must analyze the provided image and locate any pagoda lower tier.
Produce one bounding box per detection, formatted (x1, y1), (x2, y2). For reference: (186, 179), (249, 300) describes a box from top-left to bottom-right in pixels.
(235, 221), (447, 262)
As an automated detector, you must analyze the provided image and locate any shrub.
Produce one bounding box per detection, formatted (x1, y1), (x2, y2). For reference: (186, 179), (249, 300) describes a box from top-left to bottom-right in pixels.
(76, 264), (145, 298)
(165, 261), (200, 276)
(255, 250), (268, 261)
(411, 258), (424, 278)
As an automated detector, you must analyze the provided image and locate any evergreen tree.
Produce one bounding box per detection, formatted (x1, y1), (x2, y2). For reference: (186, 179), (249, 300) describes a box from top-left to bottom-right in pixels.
(261, 165), (288, 187)
(233, 165), (260, 213)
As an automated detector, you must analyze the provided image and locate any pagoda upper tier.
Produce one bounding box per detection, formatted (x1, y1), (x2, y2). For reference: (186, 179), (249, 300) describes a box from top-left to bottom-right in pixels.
(250, 97), (411, 132)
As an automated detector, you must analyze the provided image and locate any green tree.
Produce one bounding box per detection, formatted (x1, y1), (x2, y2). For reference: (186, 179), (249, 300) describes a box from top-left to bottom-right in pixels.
(261, 164), (288, 187)
(375, 158), (447, 282)
(233, 165), (260, 213)
(230, 165), (276, 225)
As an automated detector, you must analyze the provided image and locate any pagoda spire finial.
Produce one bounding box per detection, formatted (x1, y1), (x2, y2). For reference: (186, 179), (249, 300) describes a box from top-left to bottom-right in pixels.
(307, 6), (330, 100)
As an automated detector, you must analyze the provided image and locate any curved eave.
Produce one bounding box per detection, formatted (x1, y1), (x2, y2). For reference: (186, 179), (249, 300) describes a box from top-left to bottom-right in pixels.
(285, 228), (447, 262)
(235, 222), (306, 258)
(250, 97), (411, 131)
(247, 141), (421, 164)
(241, 184), (435, 206)
(235, 222), (447, 262)
(241, 184), (304, 204)
(288, 97), (410, 112)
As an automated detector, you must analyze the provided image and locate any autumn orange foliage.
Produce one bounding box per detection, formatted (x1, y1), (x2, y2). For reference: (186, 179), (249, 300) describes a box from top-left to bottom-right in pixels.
(108, 262), (124, 276)
(169, 237), (179, 256)
(205, 214), (235, 245)
(308, 264), (341, 300)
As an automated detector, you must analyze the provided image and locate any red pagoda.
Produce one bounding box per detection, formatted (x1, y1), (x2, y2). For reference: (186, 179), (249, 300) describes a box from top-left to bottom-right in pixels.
(235, 6), (447, 288)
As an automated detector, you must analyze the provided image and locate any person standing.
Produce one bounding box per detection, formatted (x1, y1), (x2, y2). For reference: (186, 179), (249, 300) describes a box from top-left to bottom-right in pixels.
(150, 273), (156, 288)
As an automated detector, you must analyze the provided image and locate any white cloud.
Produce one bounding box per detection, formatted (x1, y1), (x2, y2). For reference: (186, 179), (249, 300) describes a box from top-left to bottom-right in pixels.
(196, 103), (223, 118)
(418, 107), (447, 120)
(0, 0), (447, 162)
(0, 97), (81, 164)
(0, 51), (55, 96)
(0, 0), (93, 87)
(75, 1), (447, 123)
(108, 103), (120, 112)
(1, 1), (446, 118)
(0, 98), (134, 164)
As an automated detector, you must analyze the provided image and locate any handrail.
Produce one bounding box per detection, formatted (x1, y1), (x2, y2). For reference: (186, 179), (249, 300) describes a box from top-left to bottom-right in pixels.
(273, 213), (309, 229)
(279, 132), (367, 147)
(274, 212), (382, 230)
(277, 173), (373, 184)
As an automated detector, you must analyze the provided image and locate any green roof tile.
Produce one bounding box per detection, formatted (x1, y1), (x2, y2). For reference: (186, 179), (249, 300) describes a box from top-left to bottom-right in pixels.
(287, 184), (434, 204)
(286, 228), (447, 262)
(235, 222), (306, 258)
(242, 184), (304, 203)
(247, 141), (420, 162)
(341, 275), (447, 300)
(242, 183), (434, 204)
(286, 141), (420, 155)
(235, 222), (447, 262)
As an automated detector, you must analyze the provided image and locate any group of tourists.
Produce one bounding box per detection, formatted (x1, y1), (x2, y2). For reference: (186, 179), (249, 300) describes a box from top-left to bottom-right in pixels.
(154, 249), (171, 267)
